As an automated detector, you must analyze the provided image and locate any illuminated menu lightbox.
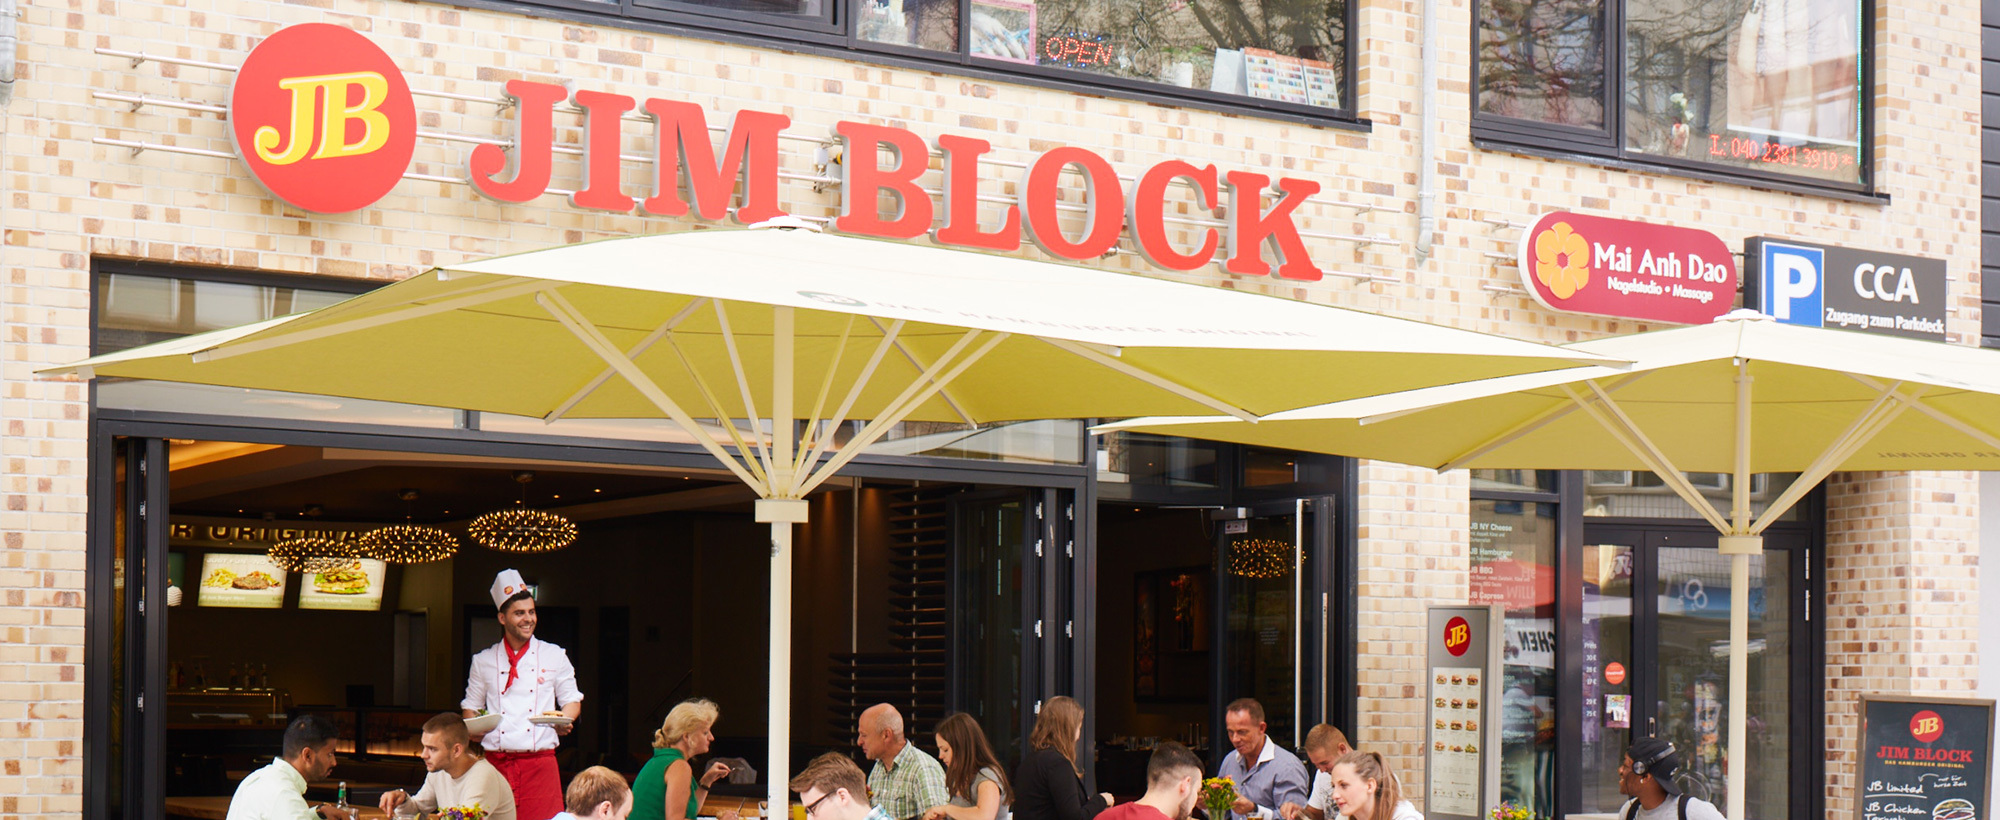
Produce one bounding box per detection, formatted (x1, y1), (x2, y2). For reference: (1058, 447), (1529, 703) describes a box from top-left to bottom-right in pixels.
(196, 552), (288, 608)
(298, 558), (388, 612)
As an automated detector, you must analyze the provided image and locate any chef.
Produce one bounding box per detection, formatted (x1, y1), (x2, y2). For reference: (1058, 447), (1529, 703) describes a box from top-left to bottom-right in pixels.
(463, 569), (583, 820)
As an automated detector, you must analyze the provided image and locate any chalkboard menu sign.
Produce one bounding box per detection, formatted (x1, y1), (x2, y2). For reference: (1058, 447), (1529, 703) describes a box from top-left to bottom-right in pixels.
(1858, 695), (1994, 820)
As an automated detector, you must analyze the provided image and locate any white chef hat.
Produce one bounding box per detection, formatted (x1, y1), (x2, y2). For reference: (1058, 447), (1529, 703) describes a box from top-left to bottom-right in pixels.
(490, 568), (532, 609)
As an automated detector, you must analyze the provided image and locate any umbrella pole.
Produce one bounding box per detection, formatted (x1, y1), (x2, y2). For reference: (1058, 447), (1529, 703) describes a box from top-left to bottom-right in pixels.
(759, 501), (808, 815)
(1722, 363), (1754, 820)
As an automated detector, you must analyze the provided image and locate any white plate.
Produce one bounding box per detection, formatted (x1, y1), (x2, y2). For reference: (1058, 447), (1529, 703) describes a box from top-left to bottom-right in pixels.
(528, 715), (573, 726)
(465, 714), (502, 734)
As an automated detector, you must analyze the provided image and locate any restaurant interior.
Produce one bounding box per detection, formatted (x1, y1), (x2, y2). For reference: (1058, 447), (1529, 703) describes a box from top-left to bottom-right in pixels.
(158, 437), (1024, 816)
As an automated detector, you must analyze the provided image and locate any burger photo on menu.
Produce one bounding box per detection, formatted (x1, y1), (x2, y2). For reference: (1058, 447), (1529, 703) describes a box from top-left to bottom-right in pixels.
(314, 562), (370, 594)
(1934, 799), (1974, 820)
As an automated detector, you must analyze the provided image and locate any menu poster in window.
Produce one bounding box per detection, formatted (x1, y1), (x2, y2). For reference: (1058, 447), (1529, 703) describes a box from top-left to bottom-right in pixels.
(297, 558), (388, 611)
(196, 552), (287, 608)
(1425, 605), (1502, 820)
(1857, 695), (1993, 820)
(1240, 49), (1340, 109)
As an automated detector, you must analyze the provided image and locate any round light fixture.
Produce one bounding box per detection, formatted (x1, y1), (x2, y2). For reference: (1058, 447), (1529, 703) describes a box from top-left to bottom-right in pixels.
(1228, 538), (1295, 579)
(359, 524), (460, 564)
(359, 489), (459, 564)
(470, 472), (578, 553)
(267, 537), (359, 573)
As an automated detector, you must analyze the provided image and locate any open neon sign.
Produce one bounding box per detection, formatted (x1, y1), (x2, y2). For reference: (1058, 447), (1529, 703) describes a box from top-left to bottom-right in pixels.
(1043, 32), (1112, 68)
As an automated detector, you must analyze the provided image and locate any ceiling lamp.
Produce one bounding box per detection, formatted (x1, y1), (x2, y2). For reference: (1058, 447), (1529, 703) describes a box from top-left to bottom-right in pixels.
(471, 472), (578, 553)
(1228, 538), (1295, 579)
(267, 537), (358, 574)
(360, 489), (460, 564)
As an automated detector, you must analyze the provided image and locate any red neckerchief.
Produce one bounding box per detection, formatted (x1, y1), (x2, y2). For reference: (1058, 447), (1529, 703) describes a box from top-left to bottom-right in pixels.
(502, 636), (532, 693)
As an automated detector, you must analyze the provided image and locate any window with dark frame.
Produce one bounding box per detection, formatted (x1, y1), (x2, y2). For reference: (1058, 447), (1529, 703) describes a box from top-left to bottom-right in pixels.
(502, 0), (1357, 121)
(1475, 0), (1867, 189)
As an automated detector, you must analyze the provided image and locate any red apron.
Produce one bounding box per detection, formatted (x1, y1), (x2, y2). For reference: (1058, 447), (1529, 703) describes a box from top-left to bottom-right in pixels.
(487, 749), (563, 820)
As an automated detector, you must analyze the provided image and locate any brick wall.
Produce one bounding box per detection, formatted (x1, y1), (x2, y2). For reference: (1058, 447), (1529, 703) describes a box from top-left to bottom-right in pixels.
(0, 0), (1984, 815)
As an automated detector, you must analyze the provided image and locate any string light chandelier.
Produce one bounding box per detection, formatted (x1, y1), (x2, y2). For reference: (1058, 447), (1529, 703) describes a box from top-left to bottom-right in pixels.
(267, 537), (359, 574)
(1228, 538), (1296, 579)
(361, 489), (460, 563)
(470, 472), (578, 553)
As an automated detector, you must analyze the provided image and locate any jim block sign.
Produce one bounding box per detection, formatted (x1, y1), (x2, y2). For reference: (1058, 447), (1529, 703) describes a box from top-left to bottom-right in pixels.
(1744, 238), (1947, 341)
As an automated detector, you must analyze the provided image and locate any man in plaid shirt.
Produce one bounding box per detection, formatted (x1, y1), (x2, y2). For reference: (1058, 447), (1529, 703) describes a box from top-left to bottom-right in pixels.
(857, 704), (949, 820)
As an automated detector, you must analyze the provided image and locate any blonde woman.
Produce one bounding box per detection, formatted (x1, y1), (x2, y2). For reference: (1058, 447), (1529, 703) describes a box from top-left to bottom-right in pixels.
(633, 699), (737, 820)
(1010, 697), (1111, 820)
(1326, 752), (1419, 820)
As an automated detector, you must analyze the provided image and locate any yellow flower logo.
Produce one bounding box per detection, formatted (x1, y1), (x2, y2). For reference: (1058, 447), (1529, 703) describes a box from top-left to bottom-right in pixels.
(1532, 221), (1591, 299)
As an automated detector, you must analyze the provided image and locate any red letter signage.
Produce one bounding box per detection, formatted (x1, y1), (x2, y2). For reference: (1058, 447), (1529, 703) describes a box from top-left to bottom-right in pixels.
(642, 102), (791, 224)
(1127, 161), (1220, 272)
(833, 122), (934, 239)
(1223, 172), (1323, 281)
(933, 135), (1021, 251)
(468, 80), (566, 204)
(1021, 147), (1124, 260)
(570, 89), (637, 212)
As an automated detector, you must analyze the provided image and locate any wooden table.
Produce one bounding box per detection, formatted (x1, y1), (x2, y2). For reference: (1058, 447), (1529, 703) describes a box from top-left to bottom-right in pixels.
(166, 795), (388, 820)
(698, 796), (766, 818)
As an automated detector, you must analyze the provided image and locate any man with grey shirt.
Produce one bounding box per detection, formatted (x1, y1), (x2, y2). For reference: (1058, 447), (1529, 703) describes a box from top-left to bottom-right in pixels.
(1615, 738), (1725, 820)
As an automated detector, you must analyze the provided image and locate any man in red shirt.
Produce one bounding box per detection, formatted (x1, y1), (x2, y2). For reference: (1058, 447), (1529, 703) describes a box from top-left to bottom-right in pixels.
(1096, 744), (1204, 820)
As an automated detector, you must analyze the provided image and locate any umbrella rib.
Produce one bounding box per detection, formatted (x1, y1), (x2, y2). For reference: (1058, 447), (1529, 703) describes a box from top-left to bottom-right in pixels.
(797, 320), (909, 482)
(1749, 382), (1917, 534)
(1847, 373), (2000, 453)
(192, 278), (552, 363)
(1038, 338), (1258, 421)
(865, 317), (979, 428)
(797, 315), (858, 477)
(543, 297), (711, 423)
(711, 301), (778, 480)
(1434, 372), (1652, 472)
(661, 333), (776, 491)
(534, 290), (767, 494)
(1565, 382), (1733, 533)
(797, 331), (1010, 497)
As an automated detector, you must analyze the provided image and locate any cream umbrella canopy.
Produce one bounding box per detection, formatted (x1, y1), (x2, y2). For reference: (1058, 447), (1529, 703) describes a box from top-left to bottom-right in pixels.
(1101, 309), (2000, 819)
(47, 223), (1614, 812)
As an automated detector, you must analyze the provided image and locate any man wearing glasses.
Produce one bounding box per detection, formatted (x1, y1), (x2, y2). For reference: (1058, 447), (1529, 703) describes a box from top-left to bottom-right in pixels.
(792, 753), (894, 820)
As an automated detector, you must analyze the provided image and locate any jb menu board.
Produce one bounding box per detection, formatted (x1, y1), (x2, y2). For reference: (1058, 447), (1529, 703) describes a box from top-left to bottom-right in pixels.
(1859, 695), (1993, 820)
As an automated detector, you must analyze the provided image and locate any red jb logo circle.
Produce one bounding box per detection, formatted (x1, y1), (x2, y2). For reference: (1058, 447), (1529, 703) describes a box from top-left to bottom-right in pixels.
(229, 24), (416, 213)
(1911, 710), (1945, 743)
(1443, 616), (1471, 656)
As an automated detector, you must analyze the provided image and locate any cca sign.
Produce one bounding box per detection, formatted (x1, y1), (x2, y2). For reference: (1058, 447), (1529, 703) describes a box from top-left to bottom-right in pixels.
(228, 23), (417, 214)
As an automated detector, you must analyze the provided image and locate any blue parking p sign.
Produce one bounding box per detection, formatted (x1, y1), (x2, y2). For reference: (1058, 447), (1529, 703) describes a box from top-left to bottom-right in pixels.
(1757, 241), (1823, 324)
(1742, 237), (1946, 340)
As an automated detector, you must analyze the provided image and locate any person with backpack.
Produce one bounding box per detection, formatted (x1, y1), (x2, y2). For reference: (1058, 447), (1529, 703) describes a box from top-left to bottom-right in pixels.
(1615, 738), (1725, 820)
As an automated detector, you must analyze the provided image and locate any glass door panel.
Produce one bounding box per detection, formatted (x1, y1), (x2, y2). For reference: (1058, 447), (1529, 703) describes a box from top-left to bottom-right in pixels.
(1218, 508), (1307, 744)
(1579, 535), (1637, 816)
(952, 493), (1033, 767)
(1473, 499), (1557, 818)
(1655, 541), (1790, 818)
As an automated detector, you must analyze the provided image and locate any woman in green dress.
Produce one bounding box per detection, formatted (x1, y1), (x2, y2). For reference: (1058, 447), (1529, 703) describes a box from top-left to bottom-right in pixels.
(634, 698), (737, 820)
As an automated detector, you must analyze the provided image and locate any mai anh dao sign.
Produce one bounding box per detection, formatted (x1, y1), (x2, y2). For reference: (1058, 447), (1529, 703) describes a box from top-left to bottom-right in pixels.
(1517, 211), (1736, 324)
(1743, 237), (1948, 341)
(224, 23), (1333, 281)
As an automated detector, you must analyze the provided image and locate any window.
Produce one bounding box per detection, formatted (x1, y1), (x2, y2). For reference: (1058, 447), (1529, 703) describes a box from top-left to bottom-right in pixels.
(504, 0), (1356, 121)
(1475, 0), (1866, 189)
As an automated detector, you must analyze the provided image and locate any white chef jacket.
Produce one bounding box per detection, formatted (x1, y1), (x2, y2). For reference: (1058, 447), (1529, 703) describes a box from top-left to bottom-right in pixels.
(461, 637), (583, 753)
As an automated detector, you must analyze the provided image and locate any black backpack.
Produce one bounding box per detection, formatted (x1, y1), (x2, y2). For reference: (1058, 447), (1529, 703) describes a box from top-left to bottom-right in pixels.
(1619, 795), (1690, 820)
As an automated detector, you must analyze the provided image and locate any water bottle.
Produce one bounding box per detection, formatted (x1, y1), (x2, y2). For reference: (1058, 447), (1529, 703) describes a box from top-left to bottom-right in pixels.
(337, 782), (349, 815)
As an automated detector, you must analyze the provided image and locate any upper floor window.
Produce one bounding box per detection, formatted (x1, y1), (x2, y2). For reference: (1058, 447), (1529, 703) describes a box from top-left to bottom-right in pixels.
(512, 0), (1356, 121)
(1475, 0), (1866, 190)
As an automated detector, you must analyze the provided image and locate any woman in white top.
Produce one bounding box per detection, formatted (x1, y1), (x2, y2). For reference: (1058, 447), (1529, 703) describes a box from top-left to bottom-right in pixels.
(1327, 752), (1422, 820)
